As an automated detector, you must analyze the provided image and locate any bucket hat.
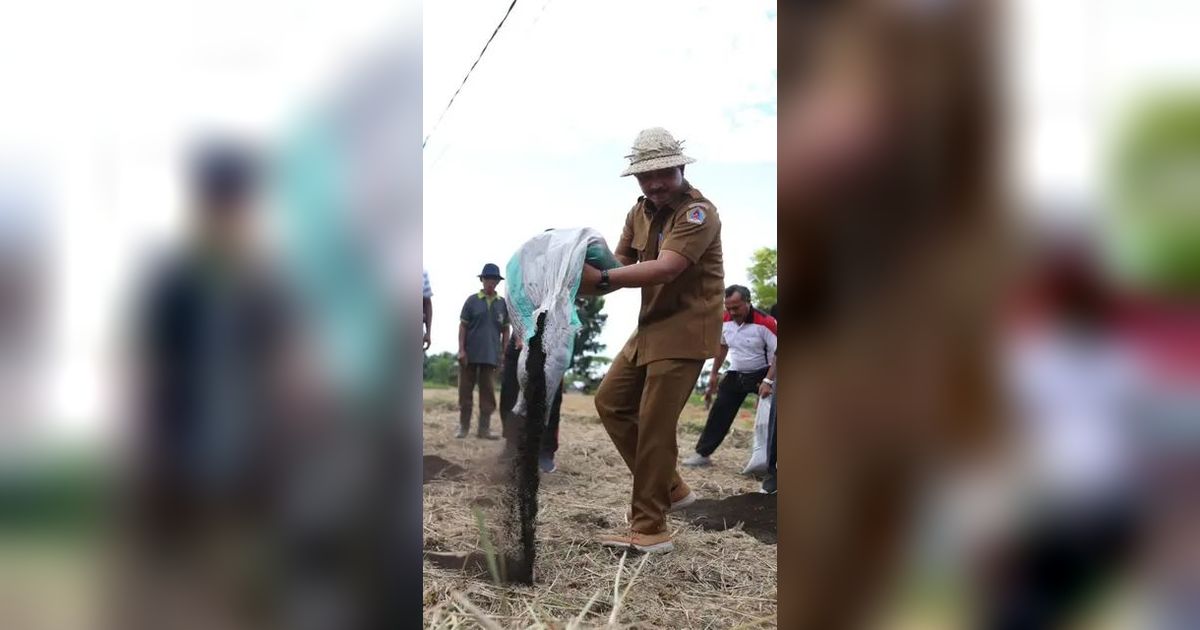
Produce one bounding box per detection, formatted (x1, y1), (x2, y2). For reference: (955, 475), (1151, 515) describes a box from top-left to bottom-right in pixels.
(620, 127), (696, 177)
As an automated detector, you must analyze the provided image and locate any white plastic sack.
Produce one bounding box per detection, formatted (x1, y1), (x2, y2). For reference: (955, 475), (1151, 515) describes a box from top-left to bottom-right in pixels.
(505, 227), (619, 416)
(743, 394), (772, 475)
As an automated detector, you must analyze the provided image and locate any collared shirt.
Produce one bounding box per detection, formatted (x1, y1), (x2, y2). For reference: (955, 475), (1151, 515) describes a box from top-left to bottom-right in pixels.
(722, 309), (778, 372)
(615, 180), (724, 365)
(460, 290), (509, 365)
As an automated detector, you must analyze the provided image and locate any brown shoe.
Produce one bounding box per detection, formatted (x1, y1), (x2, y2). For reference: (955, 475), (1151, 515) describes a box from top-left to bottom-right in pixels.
(598, 529), (674, 553)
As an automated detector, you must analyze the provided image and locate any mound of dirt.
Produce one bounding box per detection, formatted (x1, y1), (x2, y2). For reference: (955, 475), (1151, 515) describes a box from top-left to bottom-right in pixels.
(423, 455), (465, 483)
(678, 493), (777, 544)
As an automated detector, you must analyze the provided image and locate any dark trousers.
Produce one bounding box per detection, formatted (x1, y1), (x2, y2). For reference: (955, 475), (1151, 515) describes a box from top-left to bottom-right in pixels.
(458, 363), (497, 432)
(499, 341), (561, 456)
(981, 497), (1138, 630)
(695, 368), (769, 457)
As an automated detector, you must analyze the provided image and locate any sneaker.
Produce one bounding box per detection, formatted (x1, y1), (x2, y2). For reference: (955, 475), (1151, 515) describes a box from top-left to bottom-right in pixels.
(624, 481), (697, 524)
(455, 427), (469, 439)
(477, 430), (500, 440)
(669, 480), (697, 511)
(681, 453), (712, 467)
(761, 473), (777, 495)
(539, 453), (556, 473)
(598, 529), (674, 554)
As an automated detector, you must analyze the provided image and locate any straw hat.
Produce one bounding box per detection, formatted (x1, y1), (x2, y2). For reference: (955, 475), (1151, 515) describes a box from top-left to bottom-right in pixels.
(620, 127), (696, 177)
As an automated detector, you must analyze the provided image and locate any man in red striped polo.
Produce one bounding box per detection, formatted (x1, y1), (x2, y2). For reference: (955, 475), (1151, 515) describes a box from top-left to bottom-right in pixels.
(684, 284), (777, 467)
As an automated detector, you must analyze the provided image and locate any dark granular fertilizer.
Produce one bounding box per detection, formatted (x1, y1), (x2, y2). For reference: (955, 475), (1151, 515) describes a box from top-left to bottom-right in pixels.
(497, 312), (550, 585)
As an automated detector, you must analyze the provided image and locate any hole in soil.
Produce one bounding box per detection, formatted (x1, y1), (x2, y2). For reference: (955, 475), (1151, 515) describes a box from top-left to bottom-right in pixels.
(423, 551), (533, 585)
(423, 455), (465, 483)
(677, 493), (777, 544)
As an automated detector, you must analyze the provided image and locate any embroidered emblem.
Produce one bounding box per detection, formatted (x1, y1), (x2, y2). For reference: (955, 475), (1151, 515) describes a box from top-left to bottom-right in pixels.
(686, 205), (706, 225)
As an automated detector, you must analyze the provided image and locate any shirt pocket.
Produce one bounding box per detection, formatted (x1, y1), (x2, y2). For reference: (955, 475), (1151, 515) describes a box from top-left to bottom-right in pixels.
(631, 228), (649, 262)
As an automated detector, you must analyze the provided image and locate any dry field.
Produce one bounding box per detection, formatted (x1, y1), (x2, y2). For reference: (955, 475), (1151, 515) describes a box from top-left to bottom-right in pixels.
(421, 387), (777, 629)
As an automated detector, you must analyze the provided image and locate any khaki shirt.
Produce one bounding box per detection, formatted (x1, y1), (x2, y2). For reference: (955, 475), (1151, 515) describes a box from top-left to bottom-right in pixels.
(615, 180), (724, 365)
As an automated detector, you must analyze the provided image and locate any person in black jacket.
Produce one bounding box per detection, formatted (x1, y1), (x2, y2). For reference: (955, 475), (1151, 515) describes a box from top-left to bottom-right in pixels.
(499, 334), (564, 473)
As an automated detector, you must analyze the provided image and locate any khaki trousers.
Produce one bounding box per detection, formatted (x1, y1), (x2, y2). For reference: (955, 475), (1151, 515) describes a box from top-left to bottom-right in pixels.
(595, 351), (703, 534)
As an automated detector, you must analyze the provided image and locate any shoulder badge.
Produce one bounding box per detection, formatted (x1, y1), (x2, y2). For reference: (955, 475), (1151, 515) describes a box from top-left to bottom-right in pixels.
(685, 204), (707, 225)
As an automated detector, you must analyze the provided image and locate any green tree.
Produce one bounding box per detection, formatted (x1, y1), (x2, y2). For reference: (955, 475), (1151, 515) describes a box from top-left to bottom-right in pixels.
(423, 351), (459, 386)
(747, 247), (777, 307)
(570, 295), (609, 391)
(1110, 89), (1200, 295)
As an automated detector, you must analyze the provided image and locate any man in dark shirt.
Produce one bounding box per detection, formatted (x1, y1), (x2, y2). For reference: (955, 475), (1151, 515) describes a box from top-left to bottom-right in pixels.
(125, 138), (300, 629)
(457, 263), (510, 439)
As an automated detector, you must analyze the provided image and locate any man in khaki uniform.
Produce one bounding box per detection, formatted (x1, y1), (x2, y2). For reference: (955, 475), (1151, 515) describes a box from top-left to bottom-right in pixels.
(579, 127), (724, 553)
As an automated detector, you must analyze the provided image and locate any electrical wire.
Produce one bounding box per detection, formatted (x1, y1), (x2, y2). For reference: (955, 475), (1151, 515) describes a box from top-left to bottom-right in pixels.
(422, 0), (520, 150)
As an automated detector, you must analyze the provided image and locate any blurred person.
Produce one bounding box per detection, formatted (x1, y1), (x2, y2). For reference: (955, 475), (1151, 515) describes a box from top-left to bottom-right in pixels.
(265, 41), (424, 628)
(499, 334), (564, 473)
(457, 263), (510, 439)
(577, 126), (723, 553)
(777, 0), (1007, 626)
(683, 284), (777, 468)
(423, 269), (432, 351)
(1104, 92), (1200, 630)
(118, 138), (300, 630)
(977, 235), (1144, 630)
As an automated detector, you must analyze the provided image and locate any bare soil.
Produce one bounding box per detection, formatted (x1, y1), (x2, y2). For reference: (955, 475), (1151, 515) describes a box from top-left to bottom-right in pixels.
(422, 387), (776, 628)
(678, 493), (777, 544)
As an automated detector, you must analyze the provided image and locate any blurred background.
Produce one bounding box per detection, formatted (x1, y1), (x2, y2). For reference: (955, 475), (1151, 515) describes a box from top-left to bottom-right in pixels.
(777, 0), (1200, 628)
(0, 1), (421, 629)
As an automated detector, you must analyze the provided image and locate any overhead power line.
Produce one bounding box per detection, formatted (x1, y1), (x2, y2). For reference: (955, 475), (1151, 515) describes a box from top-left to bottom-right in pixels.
(422, 0), (520, 149)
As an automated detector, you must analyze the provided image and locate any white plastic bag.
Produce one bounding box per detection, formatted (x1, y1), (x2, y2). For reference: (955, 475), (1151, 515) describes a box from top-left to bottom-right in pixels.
(505, 227), (617, 416)
(742, 395), (772, 475)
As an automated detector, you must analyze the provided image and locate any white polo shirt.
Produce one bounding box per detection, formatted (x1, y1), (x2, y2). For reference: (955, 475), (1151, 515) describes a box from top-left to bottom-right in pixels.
(721, 309), (778, 373)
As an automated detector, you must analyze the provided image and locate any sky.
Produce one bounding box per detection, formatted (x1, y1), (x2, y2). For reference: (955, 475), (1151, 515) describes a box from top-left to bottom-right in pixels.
(2, 0), (1199, 438)
(421, 0), (778, 362)
(0, 0), (416, 439)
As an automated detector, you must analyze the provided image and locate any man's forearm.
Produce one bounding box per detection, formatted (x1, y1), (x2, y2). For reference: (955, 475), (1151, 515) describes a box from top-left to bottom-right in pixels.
(579, 258), (682, 295)
(458, 323), (467, 353)
(609, 260), (677, 288)
(708, 348), (729, 389)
